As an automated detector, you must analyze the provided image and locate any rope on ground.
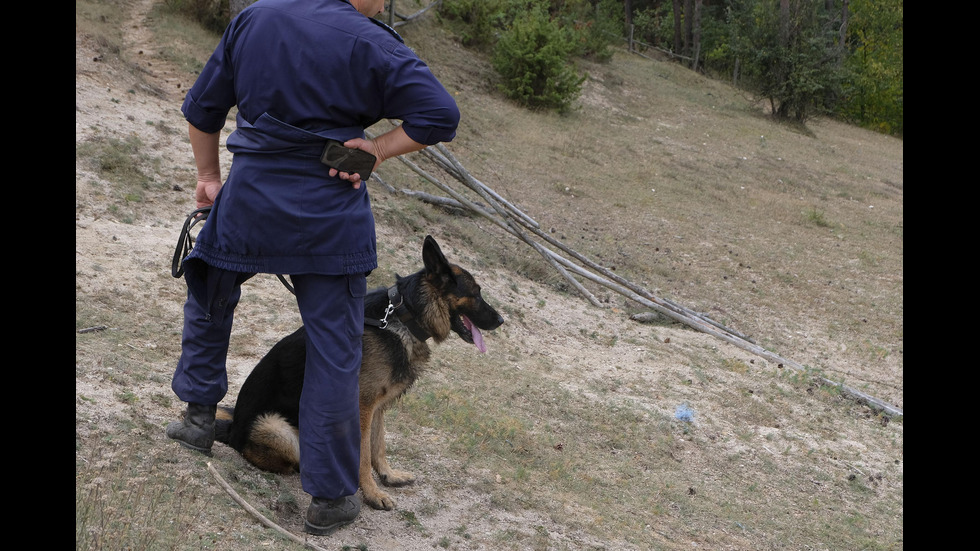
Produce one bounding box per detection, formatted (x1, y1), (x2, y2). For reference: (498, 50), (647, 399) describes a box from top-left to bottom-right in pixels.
(207, 462), (329, 551)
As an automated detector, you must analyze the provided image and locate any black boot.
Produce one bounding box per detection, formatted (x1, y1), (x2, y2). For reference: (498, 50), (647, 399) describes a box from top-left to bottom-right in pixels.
(166, 402), (216, 456)
(304, 496), (361, 536)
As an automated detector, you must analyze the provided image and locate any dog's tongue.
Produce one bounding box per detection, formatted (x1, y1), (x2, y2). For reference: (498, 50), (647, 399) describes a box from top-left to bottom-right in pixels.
(463, 315), (486, 353)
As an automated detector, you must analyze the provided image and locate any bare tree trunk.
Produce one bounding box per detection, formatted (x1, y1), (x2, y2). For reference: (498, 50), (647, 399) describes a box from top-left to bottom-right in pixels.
(691, 0), (702, 71)
(683, 0), (693, 57)
(772, 0), (792, 118)
(779, 0), (791, 45)
(838, 0), (849, 66)
(672, 0), (682, 54)
(625, 0), (634, 52)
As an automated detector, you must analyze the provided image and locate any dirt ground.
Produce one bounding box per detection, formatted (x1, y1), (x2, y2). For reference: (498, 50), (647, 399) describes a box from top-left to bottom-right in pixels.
(76, 1), (903, 549)
(74, 3), (661, 548)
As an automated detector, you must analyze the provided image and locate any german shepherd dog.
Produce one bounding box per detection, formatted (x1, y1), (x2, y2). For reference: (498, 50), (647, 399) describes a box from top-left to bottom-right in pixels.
(214, 236), (504, 510)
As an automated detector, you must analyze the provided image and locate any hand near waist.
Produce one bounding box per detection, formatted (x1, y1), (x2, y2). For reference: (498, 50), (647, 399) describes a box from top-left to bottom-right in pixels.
(330, 127), (427, 190)
(195, 175), (223, 208)
(328, 138), (380, 190)
(188, 123), (223, 208)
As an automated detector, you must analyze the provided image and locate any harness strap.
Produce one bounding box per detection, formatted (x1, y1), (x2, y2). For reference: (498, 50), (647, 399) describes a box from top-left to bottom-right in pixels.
(364, 301), (394, 330)
(364, 286), (430, 341)
(389, 286), (431, 341)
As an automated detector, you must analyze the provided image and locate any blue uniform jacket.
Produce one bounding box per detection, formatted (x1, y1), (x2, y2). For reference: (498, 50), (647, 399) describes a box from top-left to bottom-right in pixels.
(180, 0), (460, 279)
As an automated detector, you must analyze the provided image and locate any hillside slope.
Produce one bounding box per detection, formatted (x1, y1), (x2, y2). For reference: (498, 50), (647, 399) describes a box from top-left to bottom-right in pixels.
(76, 1), (903, 550)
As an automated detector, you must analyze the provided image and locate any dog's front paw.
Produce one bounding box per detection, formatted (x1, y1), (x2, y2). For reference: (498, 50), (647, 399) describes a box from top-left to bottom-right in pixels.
(362, 488), (396, 511)
(380, 469), (416, 487)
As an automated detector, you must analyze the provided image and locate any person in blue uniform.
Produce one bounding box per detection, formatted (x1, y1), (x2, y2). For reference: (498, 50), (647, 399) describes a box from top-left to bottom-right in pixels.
(165, 0), (460, 535)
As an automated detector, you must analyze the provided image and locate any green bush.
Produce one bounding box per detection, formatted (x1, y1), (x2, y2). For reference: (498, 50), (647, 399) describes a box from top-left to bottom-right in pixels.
(491, 8), (585, 113)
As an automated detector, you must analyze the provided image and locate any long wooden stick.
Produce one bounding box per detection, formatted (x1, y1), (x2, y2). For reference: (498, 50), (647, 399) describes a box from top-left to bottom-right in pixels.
(374, 136), (903, 417)
(430, 144), (602, 306)
(399, 189), (473, 211)
(207, 462), (329, 551)
(424, 146), (540, 228)
(391, 0), (441, 26)
(543, 248), (904, 417)
(395, 152), (601, 306)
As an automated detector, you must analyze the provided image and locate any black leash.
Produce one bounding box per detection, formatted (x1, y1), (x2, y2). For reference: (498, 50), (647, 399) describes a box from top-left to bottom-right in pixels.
(172, 207), (425, 336)
(171, 206), (296, 294)
(171, 207), (211, 278)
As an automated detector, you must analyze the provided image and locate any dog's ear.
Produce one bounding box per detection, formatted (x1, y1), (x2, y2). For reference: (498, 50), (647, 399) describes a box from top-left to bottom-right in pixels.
(422, 235), (455, 288)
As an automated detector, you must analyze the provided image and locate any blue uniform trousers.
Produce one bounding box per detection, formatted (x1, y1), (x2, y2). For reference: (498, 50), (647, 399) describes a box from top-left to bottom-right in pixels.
(293, 272), (364, 499)
(172, 262), (364, 499)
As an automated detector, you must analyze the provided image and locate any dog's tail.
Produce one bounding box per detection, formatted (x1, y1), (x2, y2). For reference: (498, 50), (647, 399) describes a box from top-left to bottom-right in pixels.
(214, 405), (235, 445)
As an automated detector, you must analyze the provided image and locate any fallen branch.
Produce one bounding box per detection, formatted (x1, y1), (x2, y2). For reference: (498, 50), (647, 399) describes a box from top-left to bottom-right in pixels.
(207, 462), (328, 551)
(545, 251), (903, 416)
(391, 0), (441, 27)
(369, 125), (903, 417)
(393, 145), (600, 305)
(399, 189), (472, 211)
(369, 172), (397, 193)
(425, 146), (540, 229)
(662, 297), (757, 344)
(431, 143), (601, 306)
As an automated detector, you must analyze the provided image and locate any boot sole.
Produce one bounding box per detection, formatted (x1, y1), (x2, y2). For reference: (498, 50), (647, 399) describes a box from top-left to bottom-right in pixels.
(172, 439), (214, 457)
(304, 518), (354, 536)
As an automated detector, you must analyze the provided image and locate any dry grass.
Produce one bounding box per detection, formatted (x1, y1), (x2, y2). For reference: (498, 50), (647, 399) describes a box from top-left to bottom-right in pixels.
(77, 1), (902, 550)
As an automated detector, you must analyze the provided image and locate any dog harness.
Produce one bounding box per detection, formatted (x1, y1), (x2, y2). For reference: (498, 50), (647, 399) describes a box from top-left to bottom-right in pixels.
(364, 286), (431, 342)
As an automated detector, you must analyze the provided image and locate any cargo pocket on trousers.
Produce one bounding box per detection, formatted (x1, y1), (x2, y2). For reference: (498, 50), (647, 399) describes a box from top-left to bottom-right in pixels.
(346, 273), (367, 342)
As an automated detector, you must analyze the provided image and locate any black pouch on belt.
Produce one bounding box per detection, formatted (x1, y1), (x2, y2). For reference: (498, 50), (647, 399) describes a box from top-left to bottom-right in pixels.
(320, 139), (377, 181)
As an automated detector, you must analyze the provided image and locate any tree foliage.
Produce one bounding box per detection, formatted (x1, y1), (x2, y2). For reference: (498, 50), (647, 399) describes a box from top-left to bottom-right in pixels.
(186, 1), (901, 132)
(724, 0), (846, 123)
(618, 1), (901, 134)
(840, 0), (903, 135)
(437, 0), (513, 48)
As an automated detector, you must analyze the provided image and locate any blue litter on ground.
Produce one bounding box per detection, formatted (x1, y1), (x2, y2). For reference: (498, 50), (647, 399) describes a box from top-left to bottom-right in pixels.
(675, 404), (695, 422)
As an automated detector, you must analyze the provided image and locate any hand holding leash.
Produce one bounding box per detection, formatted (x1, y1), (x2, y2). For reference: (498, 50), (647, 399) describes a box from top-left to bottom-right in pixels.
(195, 175), (223, 208)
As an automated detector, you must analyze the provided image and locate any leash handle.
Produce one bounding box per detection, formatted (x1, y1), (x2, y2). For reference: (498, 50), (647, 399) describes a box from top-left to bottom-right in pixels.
(171, 207), (212, 278)
(170, 206), (295, 298)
